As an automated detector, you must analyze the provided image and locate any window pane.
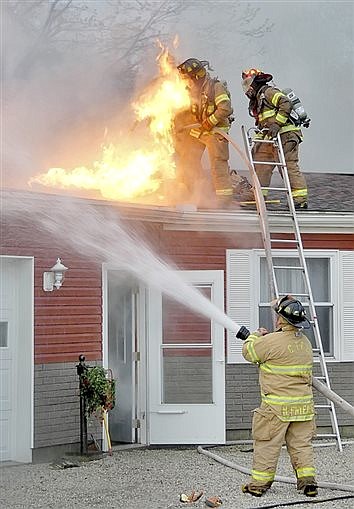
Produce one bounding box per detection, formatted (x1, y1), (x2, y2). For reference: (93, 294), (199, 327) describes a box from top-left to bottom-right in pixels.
(259, 306), (332, 355)
(0, 322), (8, 347)
(162, 347), (212, 403)
(260, 257), (330, 302)
(260, 257), (302, 301)
(306, 259), (330, 301)
(259, 307), (274, 332)
(259, 256), (332, 355)
(303, 306), (333, 356)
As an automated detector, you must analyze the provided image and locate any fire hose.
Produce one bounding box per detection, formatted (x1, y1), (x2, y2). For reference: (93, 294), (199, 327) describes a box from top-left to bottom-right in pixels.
(198, 445), (354, 494)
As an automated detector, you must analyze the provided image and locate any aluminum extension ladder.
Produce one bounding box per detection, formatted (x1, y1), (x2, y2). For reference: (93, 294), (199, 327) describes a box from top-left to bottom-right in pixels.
(241, 125), (343, 452)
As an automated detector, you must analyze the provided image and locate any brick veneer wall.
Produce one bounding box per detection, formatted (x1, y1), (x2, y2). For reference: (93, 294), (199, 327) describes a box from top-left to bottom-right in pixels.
(226, 362), (354, 439)
(34, 362), (101, 453)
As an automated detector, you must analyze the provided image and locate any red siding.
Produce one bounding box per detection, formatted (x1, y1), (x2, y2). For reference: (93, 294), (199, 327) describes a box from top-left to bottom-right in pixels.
(160, 231), (354, 270)
(1, 221), (102, 364)
(2, 208), (353, 365)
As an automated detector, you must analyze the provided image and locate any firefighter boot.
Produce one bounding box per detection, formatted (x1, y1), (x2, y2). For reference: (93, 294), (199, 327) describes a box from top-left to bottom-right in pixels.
(297, 478), (318, 497)
(303, 485), (318, 497)
(231, 172), (253, 198)
(241, 484), (266, 497)
(294, 201), (308, 210)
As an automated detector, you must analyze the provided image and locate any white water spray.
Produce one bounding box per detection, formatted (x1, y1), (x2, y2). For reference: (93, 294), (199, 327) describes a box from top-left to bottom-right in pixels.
(4, 192), (243, 336)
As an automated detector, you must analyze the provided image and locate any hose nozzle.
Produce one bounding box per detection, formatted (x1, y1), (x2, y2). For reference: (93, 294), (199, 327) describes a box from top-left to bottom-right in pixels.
(236, 326), (250, 341)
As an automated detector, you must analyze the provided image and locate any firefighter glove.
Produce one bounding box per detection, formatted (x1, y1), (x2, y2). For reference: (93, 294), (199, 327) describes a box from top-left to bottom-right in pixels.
(201, 118), (214, 132)
(267, 123), (281, 138)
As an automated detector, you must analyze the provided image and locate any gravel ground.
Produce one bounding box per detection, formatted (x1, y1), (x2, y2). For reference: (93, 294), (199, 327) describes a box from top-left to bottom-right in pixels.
(1, 443), (354, 509)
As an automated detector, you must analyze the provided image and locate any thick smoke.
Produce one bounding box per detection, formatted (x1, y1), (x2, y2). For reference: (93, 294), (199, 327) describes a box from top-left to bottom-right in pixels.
(1, 1), (177, 190)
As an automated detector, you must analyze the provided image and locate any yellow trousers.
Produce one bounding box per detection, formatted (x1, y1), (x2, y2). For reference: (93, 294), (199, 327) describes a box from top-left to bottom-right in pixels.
(174, 130), (233, 198)
(247, 405), (316, 491)
(253, 131), (308, 204)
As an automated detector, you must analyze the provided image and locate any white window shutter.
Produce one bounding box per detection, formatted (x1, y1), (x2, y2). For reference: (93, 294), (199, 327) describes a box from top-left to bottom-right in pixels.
(226, 250), (255, 363)
(340, 251), (354, 361)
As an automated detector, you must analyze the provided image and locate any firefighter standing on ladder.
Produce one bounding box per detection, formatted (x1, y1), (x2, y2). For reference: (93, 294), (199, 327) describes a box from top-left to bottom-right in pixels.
(239, 69), (308, 209)
(240, 295), (318, 498)
(175, 58), (250, 208)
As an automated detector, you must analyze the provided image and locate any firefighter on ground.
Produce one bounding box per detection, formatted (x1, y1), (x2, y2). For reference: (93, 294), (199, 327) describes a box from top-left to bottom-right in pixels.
(174, 58), (251, 207)
(239, 69), (308, 209)
(240, 295), (318, 498)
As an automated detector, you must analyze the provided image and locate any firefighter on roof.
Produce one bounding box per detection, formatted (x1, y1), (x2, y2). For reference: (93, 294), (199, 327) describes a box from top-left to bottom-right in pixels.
(240, 295), (318, 498)
(240, 69), (308, 209)
(175, 58), (250, 208)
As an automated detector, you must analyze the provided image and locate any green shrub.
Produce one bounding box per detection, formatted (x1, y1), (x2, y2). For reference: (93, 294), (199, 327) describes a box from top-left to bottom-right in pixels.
(80, 366), (116, 418)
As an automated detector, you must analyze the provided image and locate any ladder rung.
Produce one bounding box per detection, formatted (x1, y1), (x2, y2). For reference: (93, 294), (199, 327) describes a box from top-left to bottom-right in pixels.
(273, 265), (304, 270)
(270, 239), (298, 244)
(261, 187), (288, 192)
(268, 213), (294, 217)
(253, 160), (284, 166)
(316, 433), (337, 438)
(315, 404), (331, 409)
(278, 292), (309, 298)
(314, 376), (327, 381)
(252, 138), (277, 144)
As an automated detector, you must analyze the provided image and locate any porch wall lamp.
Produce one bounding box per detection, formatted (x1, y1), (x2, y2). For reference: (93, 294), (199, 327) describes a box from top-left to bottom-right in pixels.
(43, 258), (68, 292)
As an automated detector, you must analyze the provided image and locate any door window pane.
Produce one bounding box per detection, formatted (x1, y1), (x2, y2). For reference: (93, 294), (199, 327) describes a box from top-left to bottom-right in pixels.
(162, 287), (212, 345)
(162, 348), (212, 403)
(162, 285), (213, 403)
(0, 322), (8, 347)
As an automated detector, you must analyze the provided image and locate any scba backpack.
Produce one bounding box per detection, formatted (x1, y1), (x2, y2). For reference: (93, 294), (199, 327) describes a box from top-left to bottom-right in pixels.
(282, 88), (311, 128)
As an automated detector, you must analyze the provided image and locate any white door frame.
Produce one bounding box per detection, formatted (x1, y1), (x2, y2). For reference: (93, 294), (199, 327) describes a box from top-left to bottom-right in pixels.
(102, 265), (147, 449)
(147, 270), (225, 445)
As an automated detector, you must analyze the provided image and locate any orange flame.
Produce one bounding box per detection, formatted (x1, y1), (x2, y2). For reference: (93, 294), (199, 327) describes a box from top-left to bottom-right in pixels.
(29, 45), (190, 203)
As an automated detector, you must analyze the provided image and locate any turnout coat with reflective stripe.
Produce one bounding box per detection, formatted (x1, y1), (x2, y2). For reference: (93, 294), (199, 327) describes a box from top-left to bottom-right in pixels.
(190, 77), (233, 137)
(242, 324), (314, 421)
(253, 85), (302, 137)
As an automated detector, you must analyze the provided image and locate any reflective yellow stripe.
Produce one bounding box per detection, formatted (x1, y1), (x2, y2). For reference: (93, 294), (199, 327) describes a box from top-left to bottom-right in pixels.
(279, 124), (302, 135)
(275, 112), (288, 124)
(251, 469), (275, 482)
(296, 467), (316, 478)
(209, 114), (218, 125)
(292, 189), (308, 198)
(245, 334), (261, 363)
(215, 93), (230, 105)
(190, 128), (201, 138)
(215, 188), (233, 196)
(246, 342), (260, 363)
(259, 109), (276, 121)
(281, 414), (314, 422)
(261, 393), (313, 405)
(271, 92), (284, 106)
(260, 363), (312, 376)
(214, 126), (229, 132)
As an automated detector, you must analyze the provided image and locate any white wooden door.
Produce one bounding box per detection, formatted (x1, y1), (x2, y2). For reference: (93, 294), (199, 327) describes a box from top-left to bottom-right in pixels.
(0, 260), (17, 461)
(148, 270), (225, 444)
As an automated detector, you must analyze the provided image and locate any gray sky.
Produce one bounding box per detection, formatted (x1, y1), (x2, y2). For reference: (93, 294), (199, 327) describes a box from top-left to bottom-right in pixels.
(174, 1), (354, 173)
